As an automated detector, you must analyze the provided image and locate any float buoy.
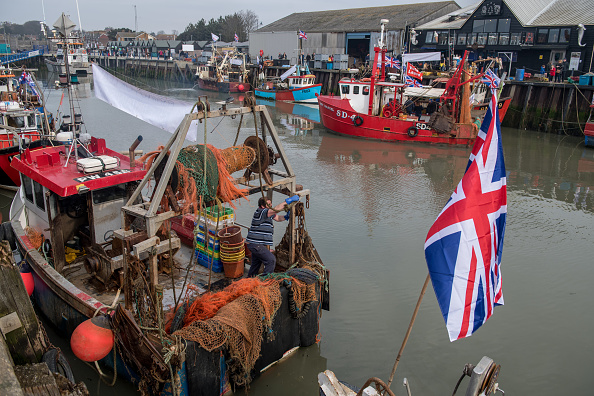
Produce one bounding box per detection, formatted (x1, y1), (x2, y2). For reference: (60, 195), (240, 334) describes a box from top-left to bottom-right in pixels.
(353, 116), (364, 127)
(70, 315), (114, 362)
(20, 263), (34, 296)
(238, 84), (245, 91)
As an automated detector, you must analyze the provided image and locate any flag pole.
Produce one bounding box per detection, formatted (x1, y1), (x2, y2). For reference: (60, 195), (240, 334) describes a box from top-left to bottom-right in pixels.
(386, 273), (431, 388)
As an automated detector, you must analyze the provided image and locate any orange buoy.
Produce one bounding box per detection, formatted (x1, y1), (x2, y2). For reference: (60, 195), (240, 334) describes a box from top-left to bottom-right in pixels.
(70, 315), (114, 362)
(238, 84), (244, 91)
(20, 272), (34, 296)
(20, 264), (34, 296)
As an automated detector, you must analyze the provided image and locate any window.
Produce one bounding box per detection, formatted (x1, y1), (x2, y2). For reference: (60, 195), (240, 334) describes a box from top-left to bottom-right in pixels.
(22, 175), (33, 203)
(484, 19), (497, 32)
(34, 181), (45, 211)
(525, 32), (534, 44)
(548, 29), (559, 43)
(425, 31), (435, 44)
(93, 185), (127, 204)
(488, 33), (499, 45)
(473, 20), (485, 33)
(341, 85), (350, 94)
(353, 86), (360, 94)
(438, 33), (449, 45)
(7, 116), (25, 128)
(362, 86), (370, 95)
(498, 19), (510, 32)
(509, 33), (520, 45)
(477, 33), (488, 45)
(469, 33), (478, 45)
(559, 28), (571, 43)
(499, 33), (510, 45)
(26, 114), (35, 128)
(458, 34), (467, 45)
(537, 29), (548, 44)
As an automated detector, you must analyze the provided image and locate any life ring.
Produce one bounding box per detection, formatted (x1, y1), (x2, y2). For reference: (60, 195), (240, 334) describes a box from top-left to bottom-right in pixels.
(69, 50), (74, 54)
(407, 126), (419, 137)
(361, 78), (371, 82)
(353, 116), (364, 127)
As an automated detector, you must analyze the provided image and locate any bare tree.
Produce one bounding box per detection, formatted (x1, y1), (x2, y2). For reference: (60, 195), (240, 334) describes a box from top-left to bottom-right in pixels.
(239, 10), (259, 33)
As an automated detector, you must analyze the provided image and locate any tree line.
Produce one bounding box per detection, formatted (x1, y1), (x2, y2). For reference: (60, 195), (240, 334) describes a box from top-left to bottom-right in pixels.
(177, 10), (259, 42)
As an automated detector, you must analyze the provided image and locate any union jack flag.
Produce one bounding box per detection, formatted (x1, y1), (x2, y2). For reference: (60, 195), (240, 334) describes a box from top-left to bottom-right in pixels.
(298, 30), (307, 40)
(481, 68), (501, 90)
(385, 56), (401, 69)
(424, 90), (506, 342)
(234, 33), (239, 42)
(404, 75), (423, 87)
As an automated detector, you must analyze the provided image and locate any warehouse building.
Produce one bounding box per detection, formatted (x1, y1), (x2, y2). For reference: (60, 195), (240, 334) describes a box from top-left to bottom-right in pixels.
(249, 1), (460, 66)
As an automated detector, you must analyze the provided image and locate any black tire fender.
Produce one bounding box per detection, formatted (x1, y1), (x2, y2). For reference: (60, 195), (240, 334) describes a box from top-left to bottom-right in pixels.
(43, 348), (75, 384)
(353, 115), (364, 127)
(407, 126), (419, 137)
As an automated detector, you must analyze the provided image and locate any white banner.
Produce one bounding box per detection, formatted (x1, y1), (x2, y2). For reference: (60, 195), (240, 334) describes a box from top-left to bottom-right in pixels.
(280, 65), (297, 81)
(402, 52), (441, 64)
(182, 44), (194, 51)
(230, 58), (243, 66)
(92, 64), (199, 141)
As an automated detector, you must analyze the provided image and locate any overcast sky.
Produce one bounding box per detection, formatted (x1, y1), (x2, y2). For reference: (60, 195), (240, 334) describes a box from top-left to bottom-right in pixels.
(4, 0), (478, 35)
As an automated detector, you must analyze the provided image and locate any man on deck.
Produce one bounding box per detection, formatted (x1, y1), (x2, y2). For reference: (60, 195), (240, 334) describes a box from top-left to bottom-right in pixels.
(246, 195), (298, 277)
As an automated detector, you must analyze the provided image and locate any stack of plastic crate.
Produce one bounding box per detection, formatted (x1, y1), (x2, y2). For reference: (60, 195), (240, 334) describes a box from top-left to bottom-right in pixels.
(194, 206), (235, 273)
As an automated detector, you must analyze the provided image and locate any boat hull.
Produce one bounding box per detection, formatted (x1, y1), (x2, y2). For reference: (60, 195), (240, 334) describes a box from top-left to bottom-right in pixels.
(584, 121), (594, 147)
(196, 78), (250, 93)
(318, 96), (477, 145)
(255, 84), (322, 103)
(10, 195), (321, 395)
(45, 59), (91, 76)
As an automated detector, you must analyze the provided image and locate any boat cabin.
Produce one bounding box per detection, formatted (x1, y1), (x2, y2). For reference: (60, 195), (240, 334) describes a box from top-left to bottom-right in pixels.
(12, 138), (150, 286)
(287, 74), (316, 89)
(55, 41), (88, 65)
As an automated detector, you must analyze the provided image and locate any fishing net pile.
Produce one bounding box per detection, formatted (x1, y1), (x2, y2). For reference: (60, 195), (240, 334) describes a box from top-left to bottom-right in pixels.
(140, 143), (256, 215)
(171, 276), (317, 387)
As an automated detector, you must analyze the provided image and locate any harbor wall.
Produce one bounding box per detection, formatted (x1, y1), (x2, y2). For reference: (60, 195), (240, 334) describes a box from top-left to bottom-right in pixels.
(88, 55), (594, 136)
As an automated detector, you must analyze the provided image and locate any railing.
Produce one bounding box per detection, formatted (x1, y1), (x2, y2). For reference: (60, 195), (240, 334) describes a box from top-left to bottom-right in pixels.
(0, 49), (45, 65)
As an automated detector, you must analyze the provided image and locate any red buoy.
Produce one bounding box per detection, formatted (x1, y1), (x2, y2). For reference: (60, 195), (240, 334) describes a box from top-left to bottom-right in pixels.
(70, 316), (114, 362)
(238, 84), (245, 91)
(20, 272), (34, 296)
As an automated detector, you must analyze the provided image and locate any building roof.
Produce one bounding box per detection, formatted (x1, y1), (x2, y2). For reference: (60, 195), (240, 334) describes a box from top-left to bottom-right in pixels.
(505, 0), (594, 26)
(416, 2), (480, 30)
(257, 1), (460, 33)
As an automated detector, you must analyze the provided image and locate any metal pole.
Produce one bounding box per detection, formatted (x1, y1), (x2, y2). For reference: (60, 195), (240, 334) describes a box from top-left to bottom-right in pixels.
(386, 273), (431, 388)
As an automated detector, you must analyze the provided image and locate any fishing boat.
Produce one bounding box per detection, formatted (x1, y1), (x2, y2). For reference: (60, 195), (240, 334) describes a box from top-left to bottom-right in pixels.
(0, 66), (54, 188)
(9, 53), (328, 394)
(317, 20), (510, 146)
(195, 48), (250, 93)
(45, 14), (91, 77)
(254, 64), (322, 103)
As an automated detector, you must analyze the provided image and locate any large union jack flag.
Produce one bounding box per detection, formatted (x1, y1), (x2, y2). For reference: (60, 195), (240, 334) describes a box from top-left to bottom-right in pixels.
(424, 90), (506, 342)
(481, 68), (501, 90)
(386, 56), (401, 69)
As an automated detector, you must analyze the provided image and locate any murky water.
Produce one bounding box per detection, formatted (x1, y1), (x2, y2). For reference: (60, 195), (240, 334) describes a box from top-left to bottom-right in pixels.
(19, 70), (594, 395)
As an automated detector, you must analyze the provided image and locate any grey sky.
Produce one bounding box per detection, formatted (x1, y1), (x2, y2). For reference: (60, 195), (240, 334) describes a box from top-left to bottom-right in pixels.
(4, 0), (478, 35)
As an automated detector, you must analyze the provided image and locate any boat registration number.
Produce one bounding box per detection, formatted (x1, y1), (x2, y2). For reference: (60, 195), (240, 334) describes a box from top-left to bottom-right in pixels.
(74, 169), (132, 183)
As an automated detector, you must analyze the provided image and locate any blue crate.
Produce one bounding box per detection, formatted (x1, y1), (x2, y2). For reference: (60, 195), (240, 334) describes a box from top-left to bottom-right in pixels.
(195, 249), (223, 273)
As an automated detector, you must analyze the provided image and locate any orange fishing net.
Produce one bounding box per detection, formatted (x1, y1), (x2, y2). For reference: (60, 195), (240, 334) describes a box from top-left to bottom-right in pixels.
(24, 226), (43, 250)
(173, 278), (283, 386)
(220, 145), (255, 174)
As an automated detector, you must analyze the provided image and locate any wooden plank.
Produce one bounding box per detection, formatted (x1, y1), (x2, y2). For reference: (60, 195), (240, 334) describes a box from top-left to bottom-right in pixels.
(132, 236), (160, 258)
(0, 336), (24, 396)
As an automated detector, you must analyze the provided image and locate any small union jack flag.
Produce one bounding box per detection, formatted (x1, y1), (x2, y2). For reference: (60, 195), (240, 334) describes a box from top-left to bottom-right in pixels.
(481, 68), (501, 91)
(385, 56), (401, 70)
(405, 75), (423, 87)
(298, 30), (307, 40)
(424, 89), (506, 342)
(234, 33), (239, 42)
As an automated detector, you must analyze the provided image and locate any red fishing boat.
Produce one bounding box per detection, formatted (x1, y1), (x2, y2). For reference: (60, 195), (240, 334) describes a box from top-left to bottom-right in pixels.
(317, 21), (510, 146)
(195, 48), (251, 93)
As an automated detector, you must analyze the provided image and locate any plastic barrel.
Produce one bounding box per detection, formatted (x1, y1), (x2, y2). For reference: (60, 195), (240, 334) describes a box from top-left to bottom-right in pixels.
(516, 69), (525, 81)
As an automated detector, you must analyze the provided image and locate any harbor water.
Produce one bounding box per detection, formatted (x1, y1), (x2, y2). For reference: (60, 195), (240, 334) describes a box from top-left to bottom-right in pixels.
(9, 70), (593, 395)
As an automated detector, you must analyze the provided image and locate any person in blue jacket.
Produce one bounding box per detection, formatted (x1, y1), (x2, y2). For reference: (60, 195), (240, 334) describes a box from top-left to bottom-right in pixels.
(246, 195), (299, 277)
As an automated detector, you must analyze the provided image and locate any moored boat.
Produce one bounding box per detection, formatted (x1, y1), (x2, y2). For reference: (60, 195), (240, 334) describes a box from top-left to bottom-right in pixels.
(255, 68), (322, 103)
(10, 55), (328, 395)
(195, 48), (250, 93)
(317, 20), (510, 146)
(45, 14), (91, 77)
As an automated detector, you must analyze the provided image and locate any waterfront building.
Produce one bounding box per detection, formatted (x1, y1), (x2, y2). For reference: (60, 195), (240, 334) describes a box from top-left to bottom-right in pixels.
(411, 0), (594, 77)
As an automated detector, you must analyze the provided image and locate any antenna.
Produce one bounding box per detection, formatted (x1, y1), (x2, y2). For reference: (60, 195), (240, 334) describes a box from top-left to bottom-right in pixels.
(379, 19), (389, 48)
(134, 5), (138, 32)
(75, 0), (83, 34)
